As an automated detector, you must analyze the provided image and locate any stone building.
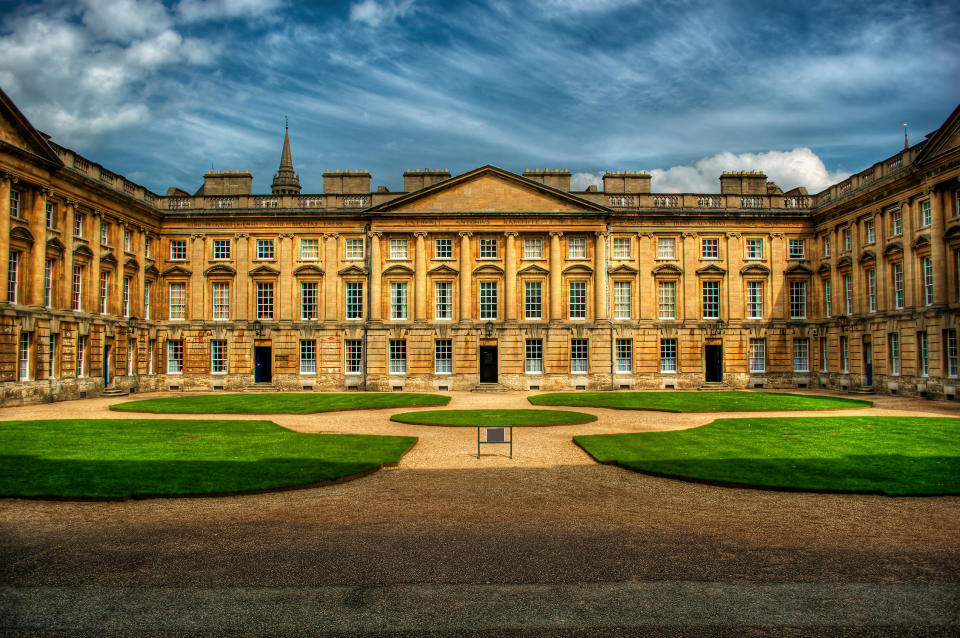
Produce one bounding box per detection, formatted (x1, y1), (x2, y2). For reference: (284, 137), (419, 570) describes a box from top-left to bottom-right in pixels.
(1, 87), (958, 405)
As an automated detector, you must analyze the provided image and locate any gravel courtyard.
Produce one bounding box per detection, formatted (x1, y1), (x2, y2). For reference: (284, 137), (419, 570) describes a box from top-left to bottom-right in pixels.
(1, 391), (958, 636)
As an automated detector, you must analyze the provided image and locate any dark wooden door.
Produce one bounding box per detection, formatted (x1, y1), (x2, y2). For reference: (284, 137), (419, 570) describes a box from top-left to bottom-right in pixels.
(864, 343), (873, 386)
(705, 345), (723, 382)
(479, 346), (498, 383)
(255, 346), (272, 383)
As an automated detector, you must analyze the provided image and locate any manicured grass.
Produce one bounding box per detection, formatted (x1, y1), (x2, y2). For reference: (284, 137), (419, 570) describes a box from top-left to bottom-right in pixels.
(390, 409), (597, 426)
(530, 391), (871, 412)
(574, 416), (960, 495)
(0, 419), (417, 498)
(111, 392), (450, 414)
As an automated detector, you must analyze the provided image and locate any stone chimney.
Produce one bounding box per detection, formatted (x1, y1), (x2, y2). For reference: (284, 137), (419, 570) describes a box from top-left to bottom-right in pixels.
(720, 171), (767, 195)
(323, 169), (371, 194)
(523, 168), (571, 191)
(403, 169), (451, 192)
(602, 170), (651, 193)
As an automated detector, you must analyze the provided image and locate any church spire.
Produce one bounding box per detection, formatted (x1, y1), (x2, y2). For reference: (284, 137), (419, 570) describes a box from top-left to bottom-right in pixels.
(271, 117), (301, 195)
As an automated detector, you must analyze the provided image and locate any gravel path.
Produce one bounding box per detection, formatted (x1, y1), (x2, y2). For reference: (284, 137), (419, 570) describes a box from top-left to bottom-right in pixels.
(1, 390), (958, 636)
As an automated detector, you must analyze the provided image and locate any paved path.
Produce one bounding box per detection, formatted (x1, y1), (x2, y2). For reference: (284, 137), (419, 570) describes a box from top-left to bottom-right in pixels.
(1, 391), (958, 636)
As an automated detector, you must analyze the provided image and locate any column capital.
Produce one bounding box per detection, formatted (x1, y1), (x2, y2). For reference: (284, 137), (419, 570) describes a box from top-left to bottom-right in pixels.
(0, 171), (18, 184)
(65, 199), (80, 209)
(191, 233), (205, 240)
(549, 231), (564, 237)
(503, 231), (519, 237)
(637, 232), (652, 238)
(725, 232), (741, 238)
(769, 232), (785, 238)
(682, 231), (697, 238)
(323, 232), (339, 238)
(279, 232), (294, 239)
(366, 231), (383, 238)
(594, 230), (608, 238)
(458, 231), (473, 238)
(92, 209), (103, 218)
(234, 232), (249, 239)
(413, 231), (428, 238)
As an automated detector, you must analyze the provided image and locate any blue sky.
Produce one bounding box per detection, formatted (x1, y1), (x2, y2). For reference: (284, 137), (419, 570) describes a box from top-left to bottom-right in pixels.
(1, 0), (958, 195)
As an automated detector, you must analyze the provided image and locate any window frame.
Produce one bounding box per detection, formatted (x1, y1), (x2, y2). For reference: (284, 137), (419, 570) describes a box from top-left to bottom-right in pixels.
(434, 339), (452, 374)
(213, 239), (231, 261)
(256, 239), (275, 261)
(524, 339), (543, 374)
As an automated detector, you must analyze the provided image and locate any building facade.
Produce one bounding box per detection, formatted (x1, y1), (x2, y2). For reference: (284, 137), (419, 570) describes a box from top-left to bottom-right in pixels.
(2, 88), (959, 405)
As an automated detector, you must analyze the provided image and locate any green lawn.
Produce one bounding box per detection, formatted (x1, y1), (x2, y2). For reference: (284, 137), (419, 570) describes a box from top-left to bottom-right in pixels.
(574, 416), (960, 495)
(0, 419), (416, 498)
(111, 392), (450, 414)
(530, 391), (871, 412)
(390, 409), (597, 426)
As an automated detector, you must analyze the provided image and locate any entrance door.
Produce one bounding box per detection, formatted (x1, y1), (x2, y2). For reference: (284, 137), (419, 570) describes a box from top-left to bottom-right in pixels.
(103, 344), (111, 386)
(705, 345), (723, 382)
(864, 343), (873, 386)
(254, 346), (272, 383)
(479, 346), (498, 383)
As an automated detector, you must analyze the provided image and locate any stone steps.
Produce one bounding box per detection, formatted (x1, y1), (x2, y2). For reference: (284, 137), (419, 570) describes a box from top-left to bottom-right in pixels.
(471, 383), (509, 393)
(101, 387), (129, 397)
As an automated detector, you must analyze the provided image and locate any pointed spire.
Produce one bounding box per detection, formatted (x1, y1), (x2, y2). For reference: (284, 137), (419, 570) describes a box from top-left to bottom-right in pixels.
(272, 116), (301, 195)
(903, 122), (909, 150)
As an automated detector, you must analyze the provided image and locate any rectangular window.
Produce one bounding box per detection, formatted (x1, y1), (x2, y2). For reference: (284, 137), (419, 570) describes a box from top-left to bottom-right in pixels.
(892, 209), (902, 236)
(702, 280), (720, 319)
(658, 280), (676, 319)
(571, 338), (588, 373)
(213, 239), (231, 260)
(256, 239), (274, 260)
(7, 251), (18, 303)
(169, 282), (185, 320)
(523, 238), (542, 259)
(345, 340), (363, 374)
(525, 281), (543, 320)
(143, 280), (151, 320)
(50, 334), (58, 378)
(434, 339), (452, 374)
(946, 330), (958, 378)
(893, 263), (904, 309)
(147, 339), (154, 375)
(568, 237), (586, 259)
(100, 221), (109, 245)
(864, 219), (875, 244)
(867, 270), (877, 313)
(211, 340), (227, 374)
(568, 281), (586, 320)
(389, 339), (406, 374)
(660, 338), (677, 373)
(74, 212), (84, 238)
(749, 338), (765, 373)
(256, 281), (274, 319)
(434, 238), (452, 259)
(613, 237), (631, 259)
(922, 256), (934, 305)
(788, 239), (805, 259)
(300, 238), (318, 261)
(46, 202), (55, 228)
(844, 274), (853, 315)
(72, 265), (83, 311)
(747, 281), (763, 319)
(918, 331), (929, 376)
(822, 236), (831, 257)
(841, 336), (849, 372)
(793, 338), (809, 372)
(213, 281), (230, 320)
(346, 282), (363, 319)
(144, 237), (152, 258)
(435, 281), (452, 320)
(167, 339), (183, 374)
(9, 190), (21, 218)
(745, 238), (762, 260)
(657, 237), (675, 259)
(789, 280), (806, 319)
(820, 336), (828, 372)
(525, 339), (543, 374)
(77, 335), (86, 377)
(615, 338), (633, 373)
(920, 199), (931, 227)
(169, 240), (186, 261)
(122, 276), (131, 317)
(824, 279), (832, 318)
(889, 333), (900, 376)
(299, 340), (317, 375)
(99, 271), (108, 314)
(701, 238), (719, 259)
(300, 282), (317, 320)
(18, 332), (30, 381)
(390, 281), (408, 320)
(124, 230), (131, 252)
(390, 238), (408, 260)
(479, 281), (498, 319)
(345, 238), (364, 260)
(479, 238), (498, 258)
(843, 228), (851, 251)
(613, 281), (631, 320)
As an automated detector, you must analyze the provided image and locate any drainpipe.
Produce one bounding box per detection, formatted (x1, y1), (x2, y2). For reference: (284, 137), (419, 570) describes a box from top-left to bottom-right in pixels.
(362, 222), (370, 391)
(606, 221), (615, 390)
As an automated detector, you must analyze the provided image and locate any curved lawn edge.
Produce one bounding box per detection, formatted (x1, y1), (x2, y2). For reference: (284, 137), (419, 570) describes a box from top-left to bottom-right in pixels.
(109, 392), (451, 415)
(390, 409), (598, 427)
(112, 403), (450, 416)
(530, 391), (872, 412)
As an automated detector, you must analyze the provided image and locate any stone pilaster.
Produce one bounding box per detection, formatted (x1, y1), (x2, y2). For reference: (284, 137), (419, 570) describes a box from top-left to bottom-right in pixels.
(190, 234), (204, 320)
(369, 232), (382, 322)
(235, 233), (249, 321)
(323, 233), (338, 322)
(28, 188), (47, 306)
(459, 232), (472, 322)
(504, 232), (517, 321)
(414, 231), (427, 322)
(62, 202), (76, 309)
(278, 233), (293, 321)
(930, 187), (947, 305)
(0, 176), (11, 302)
(594, 231), (608, 321)
(725, 232), (742, 321)
(549, 231), (562, 321)
(902, 200), (916, 308)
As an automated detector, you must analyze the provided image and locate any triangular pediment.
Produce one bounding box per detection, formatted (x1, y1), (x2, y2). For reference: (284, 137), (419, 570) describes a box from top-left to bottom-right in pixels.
(562, 264), (593, 275)
(204, 264), (236, 276)
(915, 104), (960, 165)
(368, 165), (611, 214)
(292, 264), (324, 276)
(858, 249), (876, 264)
(338, 265), (368, 276)
(740, 264), (770, 276)
(818, 263), (832, 275)
(518, 264), (550, 275)
(73, 244), (94, 259)
(162, 265), (192, 277)
(608, 264), (638, 275)
(785, 264), (813, 276)
(46, 237), (65, 254)
(0, 88), (63, 166)
(695, 264), (727, 276)
(100, 252), (118, 265)
(427, 264), (459, 276)
(248, 264), (280, 277)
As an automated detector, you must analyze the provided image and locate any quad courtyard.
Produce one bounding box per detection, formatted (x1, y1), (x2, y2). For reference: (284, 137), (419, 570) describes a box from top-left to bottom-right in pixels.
(1, 390), (958, 635)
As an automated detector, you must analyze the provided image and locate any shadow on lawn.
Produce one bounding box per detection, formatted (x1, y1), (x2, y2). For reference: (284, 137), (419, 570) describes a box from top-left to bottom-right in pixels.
(602, 455), (960, 496)
(0, 455), (384, 499)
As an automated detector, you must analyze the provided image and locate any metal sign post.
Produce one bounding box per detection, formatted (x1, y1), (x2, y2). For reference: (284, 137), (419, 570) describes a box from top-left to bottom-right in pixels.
(477, 425), (513, 458)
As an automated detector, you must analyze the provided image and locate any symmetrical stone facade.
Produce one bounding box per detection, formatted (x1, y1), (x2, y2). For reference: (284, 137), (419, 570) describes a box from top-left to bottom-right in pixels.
(2, 87), (959, 405)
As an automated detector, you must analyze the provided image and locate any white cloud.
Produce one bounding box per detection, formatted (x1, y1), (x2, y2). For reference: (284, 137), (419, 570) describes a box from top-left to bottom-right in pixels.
(349, 0), (415, 27)
(80, 0), (171, 40)
(176, 0), (285, 23)
(649, 148), (850, 194)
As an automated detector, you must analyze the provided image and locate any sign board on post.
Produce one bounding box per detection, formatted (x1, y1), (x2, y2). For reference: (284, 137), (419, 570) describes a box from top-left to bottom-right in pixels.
(477, 425), (512, 458)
